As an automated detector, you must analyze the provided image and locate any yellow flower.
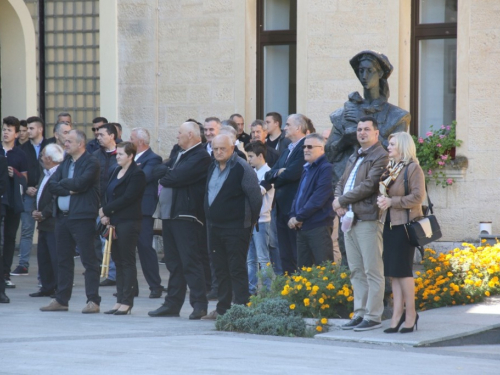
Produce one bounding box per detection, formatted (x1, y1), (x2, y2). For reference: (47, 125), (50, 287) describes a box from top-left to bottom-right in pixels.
(316, 326), (323, 332)
(312, 285), (320, 292)
(433, 296), (440, 302)
(447, 272), (453, 277)
(349, 312), (354, 319)
(347, 296), (354, 302)
(306, 267), (313, 272)
(281, 289), (289, 296)
(485, 291), (491, 297)
(323, 276), (328, 281)
(289, 304), (296, 310)
(296, 284), (303, 290)
(326, 283), (335, 290)
(266, 262), (271, 266)
(340, 273), (347, 279)
(321, 318), (328, 325)
(247, 302), (252, 307)
(304, 298), (310, 306)
(318, 298), (325, 304)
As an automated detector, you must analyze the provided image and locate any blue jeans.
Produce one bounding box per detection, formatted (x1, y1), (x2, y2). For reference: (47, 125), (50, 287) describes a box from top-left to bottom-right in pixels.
(19, 195), (36, 268)
(247, 222), (273, 294)
(269, 207), (283, 275)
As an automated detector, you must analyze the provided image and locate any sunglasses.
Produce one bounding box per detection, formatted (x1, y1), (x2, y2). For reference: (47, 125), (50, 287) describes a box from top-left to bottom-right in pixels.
(92, 127), (101, 132)
(302, 145), (323, 150)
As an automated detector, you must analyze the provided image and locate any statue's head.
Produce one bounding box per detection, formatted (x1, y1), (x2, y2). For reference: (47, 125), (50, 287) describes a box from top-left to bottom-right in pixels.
(350, 50), (393, 99)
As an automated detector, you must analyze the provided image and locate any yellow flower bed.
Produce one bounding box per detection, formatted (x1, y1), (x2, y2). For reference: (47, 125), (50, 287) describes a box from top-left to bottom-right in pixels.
(264, 262), (354, 332)
(415, 241), (500, 310)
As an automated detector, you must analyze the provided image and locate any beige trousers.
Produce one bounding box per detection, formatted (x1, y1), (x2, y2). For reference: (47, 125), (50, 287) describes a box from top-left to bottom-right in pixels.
(331, 216), (341, 262)
(344, 220), (384, 323)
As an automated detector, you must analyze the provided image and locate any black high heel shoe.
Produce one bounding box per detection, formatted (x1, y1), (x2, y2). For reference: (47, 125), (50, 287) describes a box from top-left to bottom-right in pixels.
(400, 313), (419, 333)
(383, 311), (406, 333)
(114, 306), (132, 315)
(104, 309), (118, 315)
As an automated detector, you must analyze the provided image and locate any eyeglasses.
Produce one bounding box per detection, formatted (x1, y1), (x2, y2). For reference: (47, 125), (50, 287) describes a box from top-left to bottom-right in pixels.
(92, 127), (101, 132)
(302, 145), (323, 150)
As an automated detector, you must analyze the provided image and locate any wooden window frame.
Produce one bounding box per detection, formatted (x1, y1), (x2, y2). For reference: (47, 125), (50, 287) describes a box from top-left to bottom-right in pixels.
(410, 0), (457, 135)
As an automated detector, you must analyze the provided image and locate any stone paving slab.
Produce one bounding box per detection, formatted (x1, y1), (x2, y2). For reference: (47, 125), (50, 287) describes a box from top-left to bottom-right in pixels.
(315, 297), (500, 347)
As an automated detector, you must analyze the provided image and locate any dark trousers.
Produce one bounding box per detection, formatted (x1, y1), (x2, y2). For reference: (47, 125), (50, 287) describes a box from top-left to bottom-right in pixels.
(111, 220), (141, 306)
(0, 215), (4, 293)
(37, 230), (58, 293)
(198, 227), (212, 292)
(55, 217), (101, 306)
(276, 209), (298, 275)
(208, 225), (252, 315)
(136, 215), (162, 291)
(296, 225), (333, 269)
(162, 219), (208, 311)
(2, 207), (21, 277)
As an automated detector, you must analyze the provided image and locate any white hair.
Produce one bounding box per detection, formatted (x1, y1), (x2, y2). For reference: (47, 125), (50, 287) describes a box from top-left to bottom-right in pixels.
(44, 143), (64, 163)
(131, 127), (151, 145)
(219, 125), (237, 143)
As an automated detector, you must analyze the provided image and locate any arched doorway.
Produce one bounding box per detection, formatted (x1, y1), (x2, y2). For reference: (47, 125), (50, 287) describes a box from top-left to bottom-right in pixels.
(0, 0), (37, 119)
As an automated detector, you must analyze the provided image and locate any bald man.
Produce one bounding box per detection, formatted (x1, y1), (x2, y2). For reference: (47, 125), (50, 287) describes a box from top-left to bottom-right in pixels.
(148, 122), (211, 320)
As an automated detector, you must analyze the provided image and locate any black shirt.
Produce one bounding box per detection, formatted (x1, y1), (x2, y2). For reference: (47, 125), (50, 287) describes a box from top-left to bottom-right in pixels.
(266, 135), (280, 150)
(0, 146), (29, 173)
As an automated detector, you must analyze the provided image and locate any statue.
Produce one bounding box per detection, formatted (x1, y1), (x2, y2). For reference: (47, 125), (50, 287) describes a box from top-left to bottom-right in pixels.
(325, 50), (411, 188)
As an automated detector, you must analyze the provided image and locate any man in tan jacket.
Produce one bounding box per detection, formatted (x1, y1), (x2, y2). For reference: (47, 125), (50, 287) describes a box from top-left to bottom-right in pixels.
(333, 116), (388, 332)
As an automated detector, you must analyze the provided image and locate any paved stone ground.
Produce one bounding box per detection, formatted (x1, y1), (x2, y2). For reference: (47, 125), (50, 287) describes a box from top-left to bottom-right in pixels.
(0, 250), (499, 374)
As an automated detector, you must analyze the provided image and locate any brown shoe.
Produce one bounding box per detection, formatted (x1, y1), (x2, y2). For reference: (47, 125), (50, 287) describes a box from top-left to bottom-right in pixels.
(82, 301), (100, 314)
(201, 310), (218, 320)
(40, 299), (68, 312)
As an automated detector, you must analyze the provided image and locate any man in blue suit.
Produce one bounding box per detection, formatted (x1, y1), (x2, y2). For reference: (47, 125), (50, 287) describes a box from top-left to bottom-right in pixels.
(264, 114), (308, 275)
(130, 127), (165, 298)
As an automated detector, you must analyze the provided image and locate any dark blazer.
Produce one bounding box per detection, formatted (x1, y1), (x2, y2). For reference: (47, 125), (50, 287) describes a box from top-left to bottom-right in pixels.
(21, 138), (50, 187)
(289, 155), (334, 231)
(92, 147), (117, 199)
(102, 162), (146, 223)
(264, 137), (306, 216)
(34, 170), (57, 232)
(136, 148), (162, 216)
(159, 143), (211, 223)
(48, 152), (100, 220)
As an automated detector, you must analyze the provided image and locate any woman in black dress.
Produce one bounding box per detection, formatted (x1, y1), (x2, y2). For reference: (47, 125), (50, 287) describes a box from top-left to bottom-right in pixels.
(377, 132), (425, 333)
(99, 142), (146, 315)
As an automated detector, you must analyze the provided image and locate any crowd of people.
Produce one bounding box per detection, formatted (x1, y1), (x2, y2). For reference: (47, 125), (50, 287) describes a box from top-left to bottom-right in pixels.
(0, 110), (424, 333)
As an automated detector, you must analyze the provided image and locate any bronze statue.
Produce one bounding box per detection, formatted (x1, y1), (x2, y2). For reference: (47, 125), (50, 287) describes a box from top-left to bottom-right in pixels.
(325, 50), (410, 187)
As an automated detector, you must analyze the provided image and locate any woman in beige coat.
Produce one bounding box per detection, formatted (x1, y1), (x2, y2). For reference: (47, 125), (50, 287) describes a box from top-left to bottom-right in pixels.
(377, 132), (425, 333)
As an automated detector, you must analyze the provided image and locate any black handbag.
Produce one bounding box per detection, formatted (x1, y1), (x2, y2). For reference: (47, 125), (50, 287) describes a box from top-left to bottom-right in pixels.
(403, 166), (442, 257)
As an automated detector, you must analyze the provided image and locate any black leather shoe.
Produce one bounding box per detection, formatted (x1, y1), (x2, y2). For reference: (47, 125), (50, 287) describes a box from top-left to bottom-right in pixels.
(29, 290), (54, 297)
(148, 304), (180, 317)
(0, 292), (10, 303)
(189, 308), (207, 320)
(100, 279), (116, 287)
(149, 289), (162, 299)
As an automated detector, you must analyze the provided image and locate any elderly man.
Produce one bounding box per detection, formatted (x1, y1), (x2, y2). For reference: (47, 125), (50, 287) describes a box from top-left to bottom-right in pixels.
(334, 116), (388, 331)
(288, 133), (334, 268)
(250, 120), (279, 167)
(130, 127), (164, 298)
(201, 134), (262, 320)
(41, 130), (101, 313)
(148, 122), (211, 319)
(264, 114), (308, 275)
(51, 121), (73, 147)
(29, 144), (64, 297)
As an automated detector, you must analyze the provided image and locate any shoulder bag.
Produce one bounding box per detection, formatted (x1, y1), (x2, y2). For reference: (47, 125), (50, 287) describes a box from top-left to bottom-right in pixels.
(403, 165), (442, 258)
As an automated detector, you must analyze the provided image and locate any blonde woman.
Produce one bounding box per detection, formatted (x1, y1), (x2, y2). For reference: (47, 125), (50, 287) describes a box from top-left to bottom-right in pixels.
(377, 132), (425, 333)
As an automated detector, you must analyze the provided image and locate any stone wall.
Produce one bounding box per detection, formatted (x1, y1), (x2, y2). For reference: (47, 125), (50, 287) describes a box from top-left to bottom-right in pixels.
(117, 0), (245, 156)
(430, 0), (500, 241)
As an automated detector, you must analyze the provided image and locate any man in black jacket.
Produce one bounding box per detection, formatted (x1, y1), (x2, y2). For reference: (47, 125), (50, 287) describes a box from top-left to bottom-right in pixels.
(29, 144), (64, 297)
(86, 117), (108, 154)
(264, 114), (308, 275)
(0, 155), (9, 303)
(148, 122), (211, 320)
(41, 130), (101, 313)
(12, 117), (49, 276)
(201, 134), (262, 320)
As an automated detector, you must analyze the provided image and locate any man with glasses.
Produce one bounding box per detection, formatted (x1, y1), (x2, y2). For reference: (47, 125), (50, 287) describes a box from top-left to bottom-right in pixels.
(288, 133), (334, 269)
(86, 117), (108, 154)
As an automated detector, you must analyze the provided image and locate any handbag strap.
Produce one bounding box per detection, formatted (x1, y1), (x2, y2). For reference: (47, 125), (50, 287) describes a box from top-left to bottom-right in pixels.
(403, 163), (434, 218)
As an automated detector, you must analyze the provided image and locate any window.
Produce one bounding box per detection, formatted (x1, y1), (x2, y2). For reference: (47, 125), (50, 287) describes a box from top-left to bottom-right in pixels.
(256, 0), (297, 121)
(410, 0), (457, 136)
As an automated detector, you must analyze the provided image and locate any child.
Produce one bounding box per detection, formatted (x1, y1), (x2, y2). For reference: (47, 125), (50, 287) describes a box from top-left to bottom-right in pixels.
(245, 141), (274, 294)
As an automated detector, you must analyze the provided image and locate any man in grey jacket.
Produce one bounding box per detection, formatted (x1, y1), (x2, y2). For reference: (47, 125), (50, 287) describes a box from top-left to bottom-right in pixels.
(333, 116), (388, 332)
